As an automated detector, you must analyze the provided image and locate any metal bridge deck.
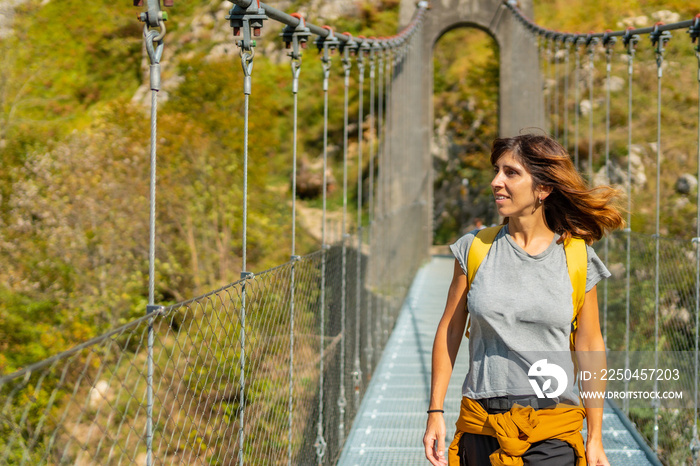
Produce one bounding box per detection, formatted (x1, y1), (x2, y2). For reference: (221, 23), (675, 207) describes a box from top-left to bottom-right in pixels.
(337, 256), (661, 466)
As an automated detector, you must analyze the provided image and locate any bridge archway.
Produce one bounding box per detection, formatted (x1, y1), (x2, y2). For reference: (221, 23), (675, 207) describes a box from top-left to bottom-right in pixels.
(401, 0), (544, 138)
(432, 27), (500, 240)
(396, 0), (544, 245)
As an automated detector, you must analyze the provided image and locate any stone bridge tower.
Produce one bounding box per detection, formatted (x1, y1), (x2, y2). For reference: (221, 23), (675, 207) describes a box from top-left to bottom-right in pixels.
(400, 0), (544, 137)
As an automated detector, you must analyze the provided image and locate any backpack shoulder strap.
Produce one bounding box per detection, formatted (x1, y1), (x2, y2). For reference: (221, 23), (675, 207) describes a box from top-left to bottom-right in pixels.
(564, 237), (587, 351)
(466, 226), (503, 290)
(464, 225), (503, 338)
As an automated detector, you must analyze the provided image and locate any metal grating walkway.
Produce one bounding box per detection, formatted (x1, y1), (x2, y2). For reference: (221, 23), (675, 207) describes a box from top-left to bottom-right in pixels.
(337, 256), (661, 466)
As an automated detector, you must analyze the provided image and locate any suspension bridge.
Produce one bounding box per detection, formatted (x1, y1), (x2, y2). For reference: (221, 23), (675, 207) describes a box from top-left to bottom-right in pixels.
(1, 0), (700, 464)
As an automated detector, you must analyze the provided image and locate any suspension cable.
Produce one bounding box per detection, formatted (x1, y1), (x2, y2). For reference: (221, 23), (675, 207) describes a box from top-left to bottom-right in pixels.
(651, 22), (671, 453)
(337, 33), (355, 447)
(377, 45), (386, 346)
(354, 38), (367, 410)
(505, 2), (695, 40)
(602, 31), (616, 347)
(383, 46), (393, 343)
(141, 14), (165, 464)
(281, 14), (310, 463)
(228, 2), (266, 463)
(622, 27), (639, 416)
(366, 43), (377, 377)
(585, 35), (598, 182)
(312, 26), (336, 465)
(574, 38), (584, 169)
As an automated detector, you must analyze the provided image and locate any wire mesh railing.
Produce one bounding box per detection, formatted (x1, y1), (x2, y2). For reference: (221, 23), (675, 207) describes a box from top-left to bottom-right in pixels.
(0, 1), (431, 464)
(0, 239), (415, 464)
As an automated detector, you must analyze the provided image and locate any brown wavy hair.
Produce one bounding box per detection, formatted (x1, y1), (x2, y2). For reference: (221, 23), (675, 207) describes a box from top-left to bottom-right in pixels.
(490, 133), (625, 245)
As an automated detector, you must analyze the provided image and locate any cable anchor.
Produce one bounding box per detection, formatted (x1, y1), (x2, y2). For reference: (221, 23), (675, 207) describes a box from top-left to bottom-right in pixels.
(340, 33), (358, 84)
(316, 26), (339, 92)
(623, 27), (640, 75)
(282, 13), (312, 61)
(585, 32), (599, 53)
(602, 30), (617, 73)
(135, 0), (171, 40)
(650, 23), (672, 77)
(356, 36), (370, 81)
(227, 0), (267, 53)
(136, 0), (166, 92)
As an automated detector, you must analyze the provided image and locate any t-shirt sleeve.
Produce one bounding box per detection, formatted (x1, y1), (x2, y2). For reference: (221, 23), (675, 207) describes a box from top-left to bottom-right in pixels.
(585, 244), (611, 292)
(449, 230), (479, 276)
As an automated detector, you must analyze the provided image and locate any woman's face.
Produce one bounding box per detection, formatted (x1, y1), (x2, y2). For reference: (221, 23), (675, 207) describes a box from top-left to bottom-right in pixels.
(490, 151), (543, 219)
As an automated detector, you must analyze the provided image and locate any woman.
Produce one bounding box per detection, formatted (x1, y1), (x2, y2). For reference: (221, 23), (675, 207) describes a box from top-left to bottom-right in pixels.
(423, 134), (624, 466)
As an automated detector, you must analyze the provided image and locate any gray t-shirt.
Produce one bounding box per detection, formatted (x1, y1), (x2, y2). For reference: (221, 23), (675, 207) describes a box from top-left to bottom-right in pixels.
(449, 225), (610, 405)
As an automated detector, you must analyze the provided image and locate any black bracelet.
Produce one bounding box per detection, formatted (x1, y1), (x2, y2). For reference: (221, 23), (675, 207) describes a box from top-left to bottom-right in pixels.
(427, 409), (444, 414)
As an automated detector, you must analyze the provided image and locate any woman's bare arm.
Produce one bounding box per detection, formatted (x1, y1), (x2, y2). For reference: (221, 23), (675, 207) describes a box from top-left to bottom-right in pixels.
(575, 286), (610, 466)
(423, 259), (469, 466)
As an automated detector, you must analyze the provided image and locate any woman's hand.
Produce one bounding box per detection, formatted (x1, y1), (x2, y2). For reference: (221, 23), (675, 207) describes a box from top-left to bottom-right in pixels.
(423, 412), (448, 466)
(585, 437), (610, 466)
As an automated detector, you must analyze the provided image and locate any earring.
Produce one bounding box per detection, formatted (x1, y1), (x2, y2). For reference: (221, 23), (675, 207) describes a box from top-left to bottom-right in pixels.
(537, 198), (543, 207)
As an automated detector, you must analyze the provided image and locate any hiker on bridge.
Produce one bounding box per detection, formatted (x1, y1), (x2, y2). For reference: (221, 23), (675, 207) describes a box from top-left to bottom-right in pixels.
(423, 133), (624, 466)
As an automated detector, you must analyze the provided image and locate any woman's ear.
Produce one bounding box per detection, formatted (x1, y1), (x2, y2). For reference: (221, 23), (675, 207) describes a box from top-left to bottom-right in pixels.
(539, 184), (553, 201)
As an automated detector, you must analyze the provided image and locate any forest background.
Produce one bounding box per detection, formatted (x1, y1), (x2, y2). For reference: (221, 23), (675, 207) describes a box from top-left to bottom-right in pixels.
(1, 0), (699, 383)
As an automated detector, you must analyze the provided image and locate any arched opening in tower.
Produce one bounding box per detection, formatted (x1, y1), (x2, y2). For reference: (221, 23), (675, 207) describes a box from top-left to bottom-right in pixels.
(432, 27), (500, 245)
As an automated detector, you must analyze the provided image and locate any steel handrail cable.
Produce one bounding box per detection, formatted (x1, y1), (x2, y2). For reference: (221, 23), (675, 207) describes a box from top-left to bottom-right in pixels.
(504, 1), (696, 41)
(229, 0), (427, 52)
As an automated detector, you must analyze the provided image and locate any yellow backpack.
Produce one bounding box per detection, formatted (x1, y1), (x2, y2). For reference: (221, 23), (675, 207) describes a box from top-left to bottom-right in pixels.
(464, 225), (587, 351)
